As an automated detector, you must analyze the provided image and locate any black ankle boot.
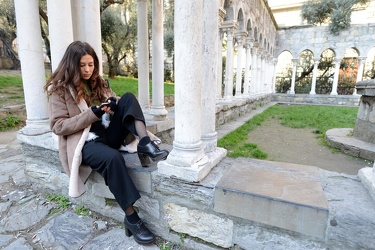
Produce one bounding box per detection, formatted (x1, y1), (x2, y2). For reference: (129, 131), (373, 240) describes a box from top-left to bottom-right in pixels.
(124, 216), (155, 245)
(137, 141), (169, 162)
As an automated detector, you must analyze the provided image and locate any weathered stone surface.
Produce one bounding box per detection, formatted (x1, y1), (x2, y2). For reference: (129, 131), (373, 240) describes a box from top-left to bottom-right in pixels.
(164, 203), (234, 248)
(82, 228), (158, 250)
(0, 197), (52, 233)
(3, 237), (33, 250)
(35, 211), (92, 250)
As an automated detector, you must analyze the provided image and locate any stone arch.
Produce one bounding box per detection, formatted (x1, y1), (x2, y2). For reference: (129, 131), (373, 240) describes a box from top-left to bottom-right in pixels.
(237, 8), (245, 31)
(275, 50), (293, 93)
(315, 48), (336, 94)
(339, 47), (360, 94)
(363, 47), (375, 80)
(295, 49), (314, 94)
(246, 19), (252, 38)
(254, 27), (259, 42)
(223, 0), (235, 21)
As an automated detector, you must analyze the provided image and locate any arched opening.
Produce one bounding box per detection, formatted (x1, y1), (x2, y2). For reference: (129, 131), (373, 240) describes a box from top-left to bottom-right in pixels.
(316, 49), (335, 94)
(338, 48), (359, 94)
(364, 47), (375, 80)
(275, 50), (293, 93)
(295, 50), (314, 94)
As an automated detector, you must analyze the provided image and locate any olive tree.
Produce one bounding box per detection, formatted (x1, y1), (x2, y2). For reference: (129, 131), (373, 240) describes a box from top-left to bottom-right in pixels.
(301, 0), (371, 35)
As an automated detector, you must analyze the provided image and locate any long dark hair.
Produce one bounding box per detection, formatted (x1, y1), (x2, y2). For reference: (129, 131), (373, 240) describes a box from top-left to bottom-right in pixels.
(44, 41), (109, 105)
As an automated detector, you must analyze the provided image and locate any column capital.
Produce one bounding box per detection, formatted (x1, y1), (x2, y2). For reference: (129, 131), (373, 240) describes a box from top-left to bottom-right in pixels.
(358, 56), (367, 63)
(218, 7), (226, 23)
(235, 31), (247, 45)
(220, 20), (239, 32)
(292, 58), (299, 63)
(333, 58), (342, 64)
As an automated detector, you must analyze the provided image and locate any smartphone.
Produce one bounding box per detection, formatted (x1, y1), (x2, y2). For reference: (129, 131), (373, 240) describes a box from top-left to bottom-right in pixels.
(99, 102), (110, 108)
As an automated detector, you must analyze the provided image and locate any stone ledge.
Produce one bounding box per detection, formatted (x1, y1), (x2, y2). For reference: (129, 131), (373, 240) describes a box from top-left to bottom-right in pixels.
(213, 159), (329, 239)
(325, 128), (375, 161)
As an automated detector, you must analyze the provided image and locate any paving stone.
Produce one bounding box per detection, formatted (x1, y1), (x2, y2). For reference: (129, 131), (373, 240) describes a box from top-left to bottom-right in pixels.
(35, 211), (93, 250)
(82, 228), (159, 250)
(0, 198), (52, 233)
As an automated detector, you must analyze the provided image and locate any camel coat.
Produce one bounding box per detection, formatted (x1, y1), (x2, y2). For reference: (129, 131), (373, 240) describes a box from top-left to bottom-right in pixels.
(49, 85), (115, 197)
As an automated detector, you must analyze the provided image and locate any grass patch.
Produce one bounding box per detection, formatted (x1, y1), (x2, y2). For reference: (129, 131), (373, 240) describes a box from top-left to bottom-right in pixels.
(104, 75), (174, 96)
(0, 115), (21, 131)
(218, 104), (358, 159)
(45, 193), (71, 209)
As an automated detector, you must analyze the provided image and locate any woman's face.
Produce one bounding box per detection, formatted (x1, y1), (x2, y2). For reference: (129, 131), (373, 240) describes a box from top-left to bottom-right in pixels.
(80, 54), (94, 80)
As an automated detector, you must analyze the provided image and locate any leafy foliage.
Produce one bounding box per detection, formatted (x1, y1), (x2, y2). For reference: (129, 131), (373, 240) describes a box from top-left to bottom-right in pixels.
(101, 2), (138, 78)
(301, 0), (371, 35)
(0, 0), (20, 69)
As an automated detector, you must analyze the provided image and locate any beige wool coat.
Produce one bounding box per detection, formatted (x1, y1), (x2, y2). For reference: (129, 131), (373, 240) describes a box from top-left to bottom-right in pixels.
(49, 84), (115, 197)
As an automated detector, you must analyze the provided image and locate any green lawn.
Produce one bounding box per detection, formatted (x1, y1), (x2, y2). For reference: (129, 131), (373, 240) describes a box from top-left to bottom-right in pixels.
(218, 104), (359, 158)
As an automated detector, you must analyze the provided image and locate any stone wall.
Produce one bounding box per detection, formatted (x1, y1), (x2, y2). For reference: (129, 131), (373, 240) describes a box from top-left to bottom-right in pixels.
(276, 23), (375, 58)
(272, 93), (360, 107)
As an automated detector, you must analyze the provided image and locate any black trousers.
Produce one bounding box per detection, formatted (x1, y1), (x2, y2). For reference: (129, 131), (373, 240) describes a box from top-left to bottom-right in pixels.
(82, 93), (145, 211)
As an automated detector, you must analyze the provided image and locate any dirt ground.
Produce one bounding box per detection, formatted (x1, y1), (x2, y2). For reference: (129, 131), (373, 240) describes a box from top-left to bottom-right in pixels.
(247, 118), (373, 175)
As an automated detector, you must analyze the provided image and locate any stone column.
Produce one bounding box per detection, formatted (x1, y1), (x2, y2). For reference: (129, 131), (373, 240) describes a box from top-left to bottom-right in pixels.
(354, 56), (366, 95)
(256, 49), (263, 95)
(201, 0), (218, 152)
(71, 0), (102, 75)
(221, 21), (238, 101)
(137, 0), (150, 110)
(234, 32), (246, 98)
(216, 7), (226, 100)
(47, 0), (73, 71)
(158, 0), (211, 182)
(14, 0), (49, 135)
(290, 58), (298, 95)
(330, 58), (341, 95)
(149, 0), (167, 119)
(271, 59), (278, 93)
(243, 38), (252, 97)
(309, 58), (320, 95)
(250, 44), (259, 96)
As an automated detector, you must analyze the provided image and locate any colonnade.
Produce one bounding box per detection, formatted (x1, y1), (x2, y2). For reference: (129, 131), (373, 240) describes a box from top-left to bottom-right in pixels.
(14, 0), (276, 183)
(218, 26), (276, 101)
(287, 55), (367, 96)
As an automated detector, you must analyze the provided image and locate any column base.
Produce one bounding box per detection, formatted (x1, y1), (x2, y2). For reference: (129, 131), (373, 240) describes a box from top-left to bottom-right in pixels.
(358, 167), (375, 201)
(157, 147), (227, 182)
(20, 119), (50, 136)
(149, 106), (168, 121)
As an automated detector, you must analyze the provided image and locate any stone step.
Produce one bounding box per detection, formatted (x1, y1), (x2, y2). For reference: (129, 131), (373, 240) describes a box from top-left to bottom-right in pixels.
(213, 158), (329, 239)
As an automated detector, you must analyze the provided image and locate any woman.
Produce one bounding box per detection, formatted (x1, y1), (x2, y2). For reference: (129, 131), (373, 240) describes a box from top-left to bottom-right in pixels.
(44, 41), (168, 245)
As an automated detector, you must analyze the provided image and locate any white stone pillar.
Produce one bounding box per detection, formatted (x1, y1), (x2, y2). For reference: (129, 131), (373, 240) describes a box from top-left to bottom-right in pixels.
(216, 8), (226, 100)
(14, 0), (49, 135)
(221, 21), (238, 101)
(71, 0), (102, 75)
(354, 57), (366, 95)
(158, 0), (210, 182)
(201, 0), (218, 153)
(250, 44), (258, 96)
(256, 49), (263, 95)
(309, 58), (320, 95)
(137, 0), (150, 110)
(290, 58), (298, 94)
(234, 32), (246, 98)
(271, 59), (278, 93)
(47, 0), (74, 71)
(149, 0), (167, 119)
(243, 38), (252, 97)
(224, 28), (234, 100)
(330, 58), (341, 95)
